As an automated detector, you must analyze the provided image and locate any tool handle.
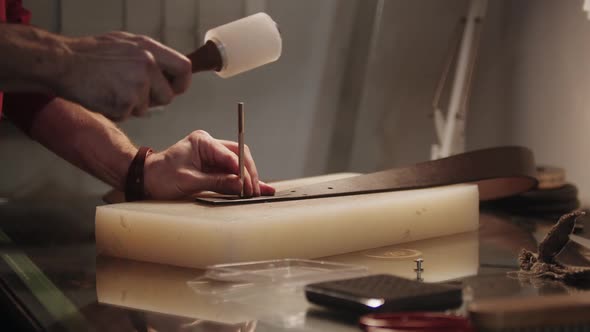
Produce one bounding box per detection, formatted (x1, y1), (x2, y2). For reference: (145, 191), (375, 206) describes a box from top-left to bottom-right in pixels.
(186, 40), (223, 73)
(162, 40), (223, 85)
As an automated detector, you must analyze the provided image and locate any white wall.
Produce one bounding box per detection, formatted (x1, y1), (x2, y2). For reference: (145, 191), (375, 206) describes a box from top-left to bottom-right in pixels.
(505, 0), (590, 203)
(340, 0), (512, 172)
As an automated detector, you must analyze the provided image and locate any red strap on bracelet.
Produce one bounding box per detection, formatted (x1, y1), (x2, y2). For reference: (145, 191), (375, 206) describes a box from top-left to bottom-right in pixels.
(125, 147), (152, 202)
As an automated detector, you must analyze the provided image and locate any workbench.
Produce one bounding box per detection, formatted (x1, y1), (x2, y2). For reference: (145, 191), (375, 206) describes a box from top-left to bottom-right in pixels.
(0, 195), (589, 331)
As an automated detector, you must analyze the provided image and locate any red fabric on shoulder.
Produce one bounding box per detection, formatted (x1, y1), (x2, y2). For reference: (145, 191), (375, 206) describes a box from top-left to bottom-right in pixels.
(6, 0), (30, 24)
(0, 0), (53, 130)
(0, 0), (6, 119)
(3, 93), (55, 135)
(0, 0), (6, 21)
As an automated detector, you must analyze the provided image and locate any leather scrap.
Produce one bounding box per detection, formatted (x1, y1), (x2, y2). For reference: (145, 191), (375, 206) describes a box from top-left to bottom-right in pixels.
(517, 210), (590, 285)
(196, 146), (537, 205)
(538, 211), (582, 263)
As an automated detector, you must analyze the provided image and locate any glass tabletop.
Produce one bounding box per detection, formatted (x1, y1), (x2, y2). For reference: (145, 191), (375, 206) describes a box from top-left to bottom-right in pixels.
(0, 195), (589, 332)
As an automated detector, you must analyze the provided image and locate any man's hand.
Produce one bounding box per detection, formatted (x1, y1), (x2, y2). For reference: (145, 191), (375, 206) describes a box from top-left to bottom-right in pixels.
(144, 130), (275, 200)
(17, 98), (274, 202)
(0, 25), (191, 120)
(58, 31), (192, 120)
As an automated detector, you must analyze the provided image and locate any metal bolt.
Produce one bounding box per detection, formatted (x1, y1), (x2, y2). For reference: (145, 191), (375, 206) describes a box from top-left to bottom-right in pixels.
(416, 271), (423, 282)
(414, 258), (424, 282)
(414, 258), (424, 271)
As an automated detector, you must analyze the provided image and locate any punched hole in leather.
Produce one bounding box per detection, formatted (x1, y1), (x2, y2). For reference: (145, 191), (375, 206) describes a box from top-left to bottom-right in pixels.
(195, 146), (538, 205)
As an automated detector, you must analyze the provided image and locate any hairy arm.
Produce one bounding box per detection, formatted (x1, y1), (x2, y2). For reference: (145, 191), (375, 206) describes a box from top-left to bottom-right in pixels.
(0, 23), (191, 120)
(0, 24), (68, 93)
(28, 98), (137, 191)
(6, 96), (274, 199)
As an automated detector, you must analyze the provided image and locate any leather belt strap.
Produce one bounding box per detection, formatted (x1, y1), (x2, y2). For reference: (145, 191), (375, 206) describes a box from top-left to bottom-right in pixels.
(197, 146), (537, 205)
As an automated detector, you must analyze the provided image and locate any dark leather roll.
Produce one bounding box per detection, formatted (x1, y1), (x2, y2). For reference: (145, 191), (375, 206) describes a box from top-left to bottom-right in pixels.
(486, 183), (580, 219)
(516, 184), (578, 203)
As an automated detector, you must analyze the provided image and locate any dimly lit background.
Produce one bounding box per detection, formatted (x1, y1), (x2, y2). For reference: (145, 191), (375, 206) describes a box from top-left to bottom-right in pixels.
(1, 0), (590, 204)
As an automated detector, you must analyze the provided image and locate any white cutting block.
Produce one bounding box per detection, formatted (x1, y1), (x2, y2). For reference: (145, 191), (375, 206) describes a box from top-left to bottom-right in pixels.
(95, 174), (479, 268)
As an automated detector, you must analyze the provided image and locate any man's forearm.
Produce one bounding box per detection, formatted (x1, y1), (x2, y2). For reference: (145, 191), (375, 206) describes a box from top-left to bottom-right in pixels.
(29, 98), (137, 191)
(0, 24), (69, 93)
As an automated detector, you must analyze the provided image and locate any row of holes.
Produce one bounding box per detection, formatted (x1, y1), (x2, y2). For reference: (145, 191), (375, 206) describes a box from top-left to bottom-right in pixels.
(290, 187), (334, 194)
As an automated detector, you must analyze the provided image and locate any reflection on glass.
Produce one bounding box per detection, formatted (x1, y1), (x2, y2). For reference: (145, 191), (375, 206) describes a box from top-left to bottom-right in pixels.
(323, 230), (479, 282)
(180, 320), (257, 332)
(96, 229), (479, 330)
(96, 256), (254, 325)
